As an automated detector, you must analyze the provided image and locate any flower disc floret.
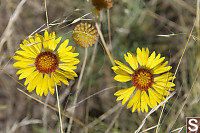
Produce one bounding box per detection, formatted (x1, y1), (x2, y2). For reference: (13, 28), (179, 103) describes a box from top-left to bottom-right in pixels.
(35, 52), (58, 74)
(131, 69), (154, 91)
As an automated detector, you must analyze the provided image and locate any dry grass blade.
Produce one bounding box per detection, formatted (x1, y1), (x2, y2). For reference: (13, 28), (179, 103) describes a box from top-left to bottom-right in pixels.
(170, 126), (185, 133)
(86, 104), (121, 129)
(155, 15), (197, 133)
(55, 85), (64, 133)
(0, 0), (27, 51)
(17, 88), (87, 128)
(95, 22), (115, 66)
(105, 106), (123, 133)
(166, 69), (199, 132)
(135, 91), (176, 133)
(67, 48), (88, 133)
(140, 125), (160, 133)
(8, 117), (42, 133)
(1, 0), (199, 132)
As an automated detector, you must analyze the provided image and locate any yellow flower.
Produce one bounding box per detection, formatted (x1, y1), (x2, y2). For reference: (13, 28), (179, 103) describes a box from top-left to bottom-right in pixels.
(112, 48), (175, 113)
(13, 30), (80, 96)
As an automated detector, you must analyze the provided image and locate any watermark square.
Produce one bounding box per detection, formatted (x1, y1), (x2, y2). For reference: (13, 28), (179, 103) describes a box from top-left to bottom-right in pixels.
(186, 117), (200, 133)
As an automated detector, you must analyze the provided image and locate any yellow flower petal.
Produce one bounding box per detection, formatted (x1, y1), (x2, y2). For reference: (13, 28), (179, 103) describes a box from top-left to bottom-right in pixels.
(152, 61), (172, 74)
(16, 50), (36, 59)
(13, 55), (34, 61)
(43, 74), (49, 96)
(146, 51), (155, 68)
(35, 73), (43, 96)
(114, 86), (135, 96)
(49, 32), (61, 51)
(26, 72), (41, 92)
(114, 60), (134, 74)
(28, 37), (39, 55)
(142, 48), (149, 66)
(136, 100), (141, 113)
(27, 78), (37, 92)
(148, 89), (157, 107)
(17, 67), (36, 80)
(154, 73), (175, 82)
(115, 87), (135, 105)
(49, 32), (56, 51)
(141, 91), (147, 112)
(149, 89), (163, 104)
(13, 60), (34, 69)
(43, 30), (49, 51)
(146, 52), (165, 69)
(52, 72), (61, 86)
(56, 69), (77, 80)
(127, 90), (141, 109)
(152, 83), (175, 91)
(59, 59), (80, 65)
(114, 75), (132, 82)
(34, 34), (43, 54)
(54, 71), (69, 86)
(112, 66), (129, 75)
(153, 85), (171, 96)
(57, 39), (69, 54)
(58, 52), (79, 59)
(124, 52), (138, 70)
(136, 48), (143, 67)
(48, 75), (55, 95)
(155, 81), (175, 88)
(137, 48), (149, 67)
(59, 65), (78, 73)
(24, 70), (39, 86)
(27, 72), (41, 93)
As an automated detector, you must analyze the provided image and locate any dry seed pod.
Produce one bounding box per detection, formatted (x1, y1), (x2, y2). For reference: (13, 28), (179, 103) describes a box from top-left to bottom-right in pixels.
(72, 23), (98, 48)
(92, 0), (113, 10)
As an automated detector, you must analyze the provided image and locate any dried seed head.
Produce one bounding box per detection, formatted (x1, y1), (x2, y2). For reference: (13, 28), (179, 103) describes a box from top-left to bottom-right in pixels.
(92, 0), (113, 10)
(72, 22), (98, 48)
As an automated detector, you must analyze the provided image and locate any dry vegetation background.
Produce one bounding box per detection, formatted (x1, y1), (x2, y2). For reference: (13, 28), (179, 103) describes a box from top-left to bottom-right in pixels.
(0, 0), (200, 133)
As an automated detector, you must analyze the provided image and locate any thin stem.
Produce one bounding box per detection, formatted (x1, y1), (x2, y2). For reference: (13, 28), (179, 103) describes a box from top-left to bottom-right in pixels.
(84, 41), (98, 133)
(95, 22), (115, 66)
(42, 93), (50, 133)
(17, 87), (87, 127)
(196, 0), (199, 48)
(155, 17), (196, 133)
(67, 48), (88, 133)
(44, 0), (49, 29)
(105, 107), (122, 133)
(84, 79), (91, 133)
(55, 85), (64, 133)
(107, 9), (112, 51)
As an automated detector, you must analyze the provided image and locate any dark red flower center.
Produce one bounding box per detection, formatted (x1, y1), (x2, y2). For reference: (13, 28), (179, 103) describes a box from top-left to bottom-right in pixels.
(35, 52), (58, 74)
(131, 69), (154, 91)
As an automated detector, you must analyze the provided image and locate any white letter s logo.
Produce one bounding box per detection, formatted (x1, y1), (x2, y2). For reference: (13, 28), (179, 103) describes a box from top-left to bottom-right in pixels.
(188, 119), (198, 131)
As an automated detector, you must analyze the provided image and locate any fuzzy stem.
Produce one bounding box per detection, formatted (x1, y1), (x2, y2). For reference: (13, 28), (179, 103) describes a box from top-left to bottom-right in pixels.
(42, 93), (50, 132)
(95, 22), (115, 66)
(107, 9), (112, 51)
(67, 48), (88, 133)
(44, 0), (49, 29)
(55, 85), (64, 133)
